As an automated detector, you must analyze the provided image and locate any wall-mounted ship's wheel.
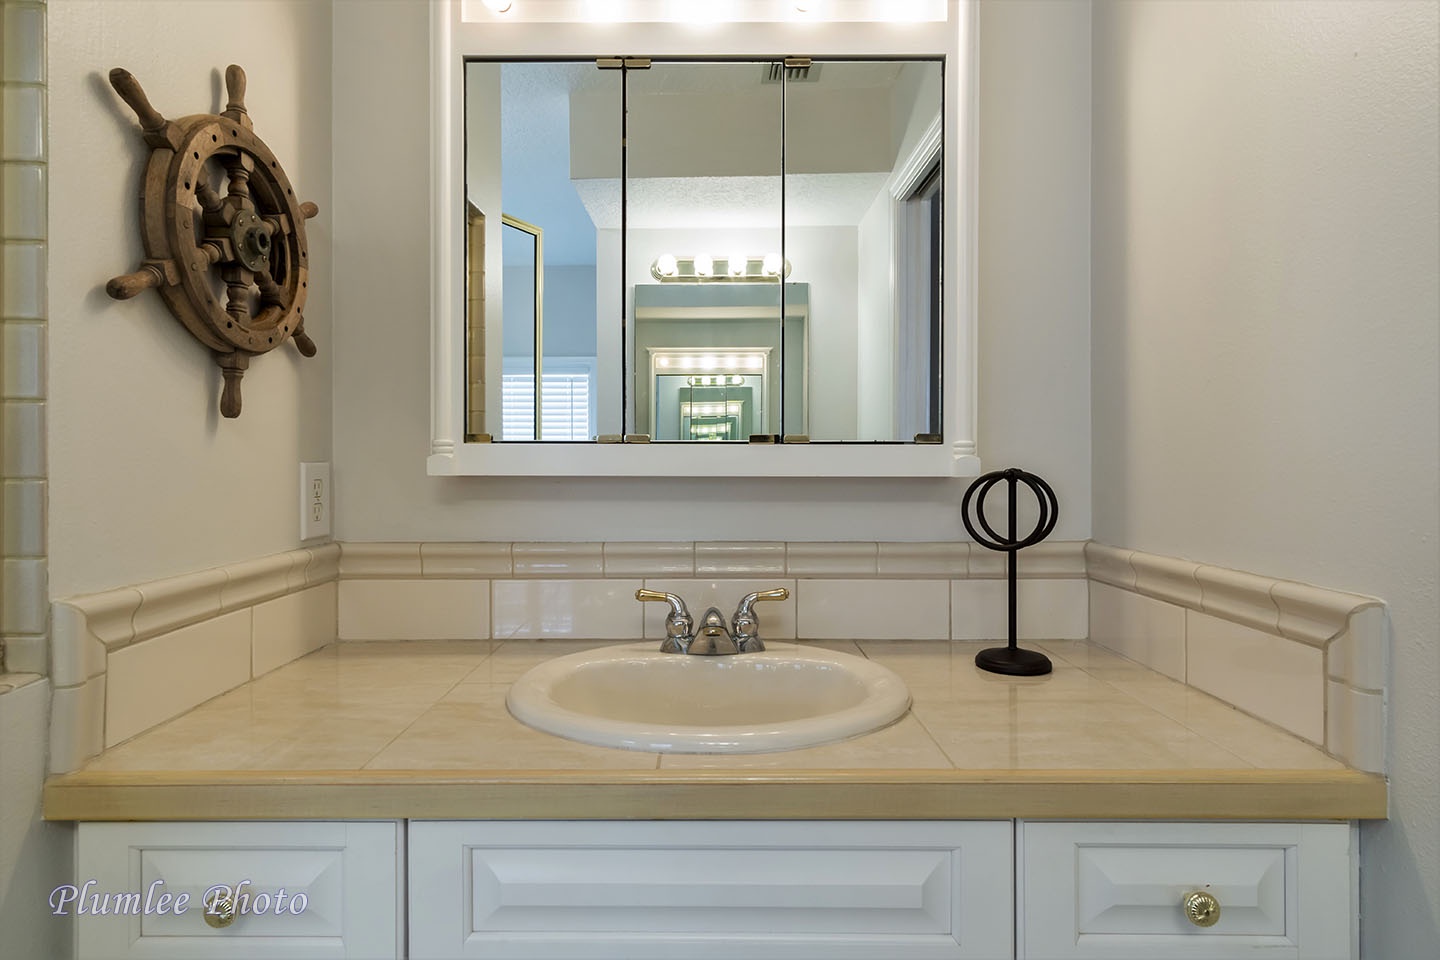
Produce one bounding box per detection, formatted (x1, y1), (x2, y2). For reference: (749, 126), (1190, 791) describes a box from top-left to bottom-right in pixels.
(106, 65), (319, 418)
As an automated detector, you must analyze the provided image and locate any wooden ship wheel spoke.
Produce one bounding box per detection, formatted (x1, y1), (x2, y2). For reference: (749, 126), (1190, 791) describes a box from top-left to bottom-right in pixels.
(105, 64), (318, 418)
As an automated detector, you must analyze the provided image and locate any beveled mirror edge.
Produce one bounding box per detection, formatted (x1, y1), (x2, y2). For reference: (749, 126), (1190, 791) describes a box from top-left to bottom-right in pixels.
(428, 0), (979, 478)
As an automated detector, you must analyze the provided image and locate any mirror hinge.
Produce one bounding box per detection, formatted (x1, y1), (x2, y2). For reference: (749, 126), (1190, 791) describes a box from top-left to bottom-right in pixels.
(597, 434), (624, 444)
(748, 434), (781, 444)
(782, 434), (810, 444)
(914, 433), (943, 444)
(625, 57), (652, 69)
(784, 57), (813, 68)
(623, 434), (652, 443)
(597, 57), (651, 69)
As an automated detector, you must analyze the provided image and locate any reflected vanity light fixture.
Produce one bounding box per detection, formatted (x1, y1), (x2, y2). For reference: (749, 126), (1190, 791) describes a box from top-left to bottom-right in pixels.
(481, 0), (514, 12)
(657, 354), (764, 372)
(651, 253), (792, 282)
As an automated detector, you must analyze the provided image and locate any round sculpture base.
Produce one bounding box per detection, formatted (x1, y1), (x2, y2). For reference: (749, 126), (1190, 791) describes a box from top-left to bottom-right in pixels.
(974, 645), (1053, 677)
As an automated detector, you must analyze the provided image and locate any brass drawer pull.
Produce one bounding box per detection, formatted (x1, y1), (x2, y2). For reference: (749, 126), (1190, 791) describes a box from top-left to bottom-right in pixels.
(1183, 889), (1221, 928)
(202, 888), (237, 929)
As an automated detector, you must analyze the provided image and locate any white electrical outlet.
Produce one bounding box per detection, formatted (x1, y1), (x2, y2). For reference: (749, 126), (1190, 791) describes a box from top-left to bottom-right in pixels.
(300, 462), (331, 540)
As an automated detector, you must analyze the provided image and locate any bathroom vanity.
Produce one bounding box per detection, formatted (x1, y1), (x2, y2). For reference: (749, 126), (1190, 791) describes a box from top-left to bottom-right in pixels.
(46, 639), (1383, 960)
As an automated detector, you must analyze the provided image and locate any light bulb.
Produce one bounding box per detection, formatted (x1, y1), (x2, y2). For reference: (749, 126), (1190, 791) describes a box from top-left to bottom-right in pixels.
(655, 253), (678, 277)
(762, 252), (783, 276)
(481, 0), (513, 13)
(693, 253), (714, 277)
(728, 253), (748, 277)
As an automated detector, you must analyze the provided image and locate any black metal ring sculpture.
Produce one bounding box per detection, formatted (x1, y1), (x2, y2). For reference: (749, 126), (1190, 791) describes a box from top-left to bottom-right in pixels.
(961, 468), (1059, 676)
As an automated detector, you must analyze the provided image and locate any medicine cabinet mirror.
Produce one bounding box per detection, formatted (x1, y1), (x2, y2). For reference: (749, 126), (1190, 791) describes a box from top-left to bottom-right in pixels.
(463, 57), (944, 445)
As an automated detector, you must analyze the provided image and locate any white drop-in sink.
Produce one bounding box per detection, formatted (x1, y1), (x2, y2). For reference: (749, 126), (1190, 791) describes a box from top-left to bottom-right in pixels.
(506, 642), (911, 754)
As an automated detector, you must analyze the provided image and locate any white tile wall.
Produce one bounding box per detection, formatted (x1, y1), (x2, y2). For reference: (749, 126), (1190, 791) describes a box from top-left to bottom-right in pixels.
(338, 579), (489, 641)
(493, 579), (642, 639)
(1087, 580), (1187, 680)
(105, 610), (253, 747)
(1327, 604), (1387, 692)
(1185, 609), (1325, 745)
(252, 583), (336, 676)
(1, 479), (42, 556)
(950, 578), (1087, 641)
(799, 579), (949, 640)
(2, 320), (43, 397)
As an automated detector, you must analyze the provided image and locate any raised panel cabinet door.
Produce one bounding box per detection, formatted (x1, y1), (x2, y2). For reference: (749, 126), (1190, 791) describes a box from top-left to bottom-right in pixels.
(74, 821), (402, 960)
(1018, 821), (1356, 960)
(409, 820), (1014, 959)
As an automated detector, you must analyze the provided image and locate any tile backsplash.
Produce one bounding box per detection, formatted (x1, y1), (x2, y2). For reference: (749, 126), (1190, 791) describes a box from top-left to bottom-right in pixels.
(47, 538), (1387, 779)
(0, 0), (47, 678)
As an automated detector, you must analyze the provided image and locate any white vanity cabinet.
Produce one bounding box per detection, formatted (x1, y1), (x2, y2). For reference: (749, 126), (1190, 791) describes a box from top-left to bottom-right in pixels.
(74, 821), (404, 960)
(71, 819), (1359, 960)
(407, 820), (1016, 960)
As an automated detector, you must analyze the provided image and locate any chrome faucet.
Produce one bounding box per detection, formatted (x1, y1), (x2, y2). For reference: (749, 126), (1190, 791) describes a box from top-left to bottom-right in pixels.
(635, 587), (789, 655)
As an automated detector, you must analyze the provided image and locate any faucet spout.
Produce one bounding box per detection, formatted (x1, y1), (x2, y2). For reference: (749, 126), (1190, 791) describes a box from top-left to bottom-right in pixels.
(687, 607), (739, 656)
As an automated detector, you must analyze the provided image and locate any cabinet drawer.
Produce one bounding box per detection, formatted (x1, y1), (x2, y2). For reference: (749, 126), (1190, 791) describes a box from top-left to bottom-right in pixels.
(75, 821), (401, 959)
(1019, 821), (1355, 959)
(410, 820), (1014, 959)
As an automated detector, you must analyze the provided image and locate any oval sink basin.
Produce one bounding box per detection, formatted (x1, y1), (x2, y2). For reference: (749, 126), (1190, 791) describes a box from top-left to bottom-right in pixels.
(506, 642), (911, 754)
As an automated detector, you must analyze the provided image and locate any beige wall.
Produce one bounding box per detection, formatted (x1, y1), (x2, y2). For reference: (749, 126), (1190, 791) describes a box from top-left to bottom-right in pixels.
(46, 0), (334, 599)
(332, 0), (1094, 543)
(1090, 1), (1440, 953)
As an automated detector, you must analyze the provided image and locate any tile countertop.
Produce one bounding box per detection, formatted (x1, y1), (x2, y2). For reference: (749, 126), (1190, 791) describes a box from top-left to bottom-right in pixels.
(42, 639), (1386, 822)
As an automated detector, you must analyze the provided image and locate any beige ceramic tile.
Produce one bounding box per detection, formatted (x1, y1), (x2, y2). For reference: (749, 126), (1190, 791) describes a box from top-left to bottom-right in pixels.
(461, 639), (614, 685)
(49, 676), (105, 774)
(1195, 564), (1282, 635)
(875, 542), (968, 578)
(2, 5), (45, 85)
(1, 87), (44, 162)
(785, 542), (879, 578)
(48, 603), (107, 687)
(602, 542), (694, 578)
(3, 320), (44, 399)
(219, 553), (293, 612)
(695, 542), (786, 576)
(950, 579), (1008, 640)
(640, 579), (797, 641)
(1087, 581), (1187, 681)
(1, 399), (43, 477)
(1108, 675), (1341, 769)
(512, 542), (605, 577)
(105, 610), (252, 748)
(1186, 610), (1324, 745)
(1083, 542), (1135, 589)
(1326, 681), (1385, 774)
(364, 700), (659, 770)
(3, 479), (45, 557)
(1, 164), (44, 240)
(251, 582), (337, 677)
(658, 716), (951, 769)
(421, 542), (512, 577)
(1, 557), (45, 634)
(338, 579), (489, 640)
(131, 567), (227, 641)
(1015, 578), (1088, 639)
(798, 579), (948, 640)
(339, 542), (421, 578)
(1327, 605), (1387, 692)
(492, 579), (642, 639)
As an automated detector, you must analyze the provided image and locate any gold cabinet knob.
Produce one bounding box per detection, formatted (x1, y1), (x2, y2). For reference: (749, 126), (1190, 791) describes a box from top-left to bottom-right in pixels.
(202, 889), (237, 929)
(1183, 889), (1221, 928)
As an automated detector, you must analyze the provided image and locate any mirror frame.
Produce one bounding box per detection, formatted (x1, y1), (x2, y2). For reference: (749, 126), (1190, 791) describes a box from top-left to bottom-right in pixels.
(429, 0), (979, 478)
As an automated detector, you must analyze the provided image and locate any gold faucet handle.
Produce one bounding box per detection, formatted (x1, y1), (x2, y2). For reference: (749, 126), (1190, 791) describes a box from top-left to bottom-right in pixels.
(735, 587), (789, 616)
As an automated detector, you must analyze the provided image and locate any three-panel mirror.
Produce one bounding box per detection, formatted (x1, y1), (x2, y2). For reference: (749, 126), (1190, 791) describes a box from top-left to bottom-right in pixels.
(464, 58), (943, 444)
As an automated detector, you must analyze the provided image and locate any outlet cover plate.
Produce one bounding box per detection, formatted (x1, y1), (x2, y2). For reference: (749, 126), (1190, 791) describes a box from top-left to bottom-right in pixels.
(300, 462), (331, 540)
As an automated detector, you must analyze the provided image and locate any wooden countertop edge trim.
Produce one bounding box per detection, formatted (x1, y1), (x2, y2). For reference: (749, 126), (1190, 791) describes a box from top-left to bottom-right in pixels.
(43, 769), (1387, 822)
